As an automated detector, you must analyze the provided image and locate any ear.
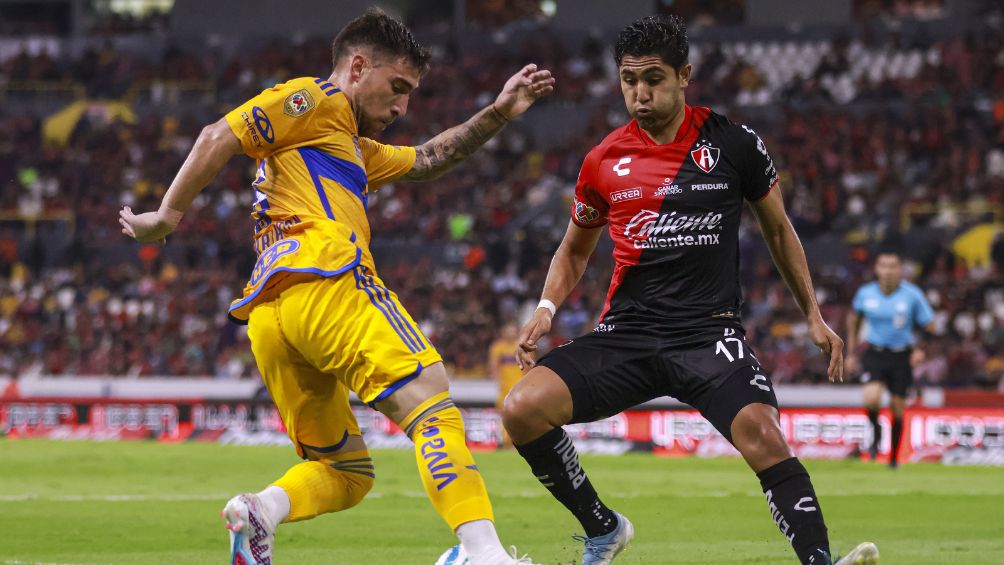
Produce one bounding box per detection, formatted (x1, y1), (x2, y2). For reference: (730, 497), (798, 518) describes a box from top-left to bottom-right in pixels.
(349, 53), (369, 83)
(678, 64), (692, 87)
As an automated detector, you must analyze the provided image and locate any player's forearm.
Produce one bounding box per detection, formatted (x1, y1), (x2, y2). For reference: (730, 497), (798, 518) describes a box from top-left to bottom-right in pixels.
(539, 244), (590, 308)
(160, 120), (240, 215)
(402, 104), (508, 182)
(763, 221), (822, 321)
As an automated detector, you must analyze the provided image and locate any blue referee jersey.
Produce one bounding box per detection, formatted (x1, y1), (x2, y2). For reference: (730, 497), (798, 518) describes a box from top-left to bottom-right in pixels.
(852, 281), (934, 349)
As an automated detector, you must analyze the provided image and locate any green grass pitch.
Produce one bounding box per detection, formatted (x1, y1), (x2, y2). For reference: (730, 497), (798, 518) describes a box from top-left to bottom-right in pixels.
(1, 439), (1002, 564)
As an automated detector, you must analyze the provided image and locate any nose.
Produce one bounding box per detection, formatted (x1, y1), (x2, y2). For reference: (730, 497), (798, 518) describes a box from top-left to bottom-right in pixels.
(636, 84), (651, 104)
(393, 95), (409, 119)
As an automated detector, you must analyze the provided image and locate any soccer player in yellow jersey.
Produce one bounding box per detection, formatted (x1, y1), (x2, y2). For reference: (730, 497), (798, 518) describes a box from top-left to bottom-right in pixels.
(119, 9), (553, 565)
(489, 324), (524, 448)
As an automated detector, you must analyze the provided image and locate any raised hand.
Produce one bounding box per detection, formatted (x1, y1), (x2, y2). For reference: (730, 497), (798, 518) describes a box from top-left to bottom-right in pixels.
(119, 206), (182, 245)
(493, 64), (556, 121)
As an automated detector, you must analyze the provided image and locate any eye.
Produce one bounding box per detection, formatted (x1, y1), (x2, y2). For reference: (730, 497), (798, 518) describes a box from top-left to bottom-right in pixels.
(622, 77), (637, 85)
(646, 77), (663, 86)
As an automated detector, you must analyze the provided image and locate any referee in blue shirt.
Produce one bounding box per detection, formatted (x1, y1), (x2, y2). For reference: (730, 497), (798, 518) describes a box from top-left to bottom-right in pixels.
(846, 251), (934, 468)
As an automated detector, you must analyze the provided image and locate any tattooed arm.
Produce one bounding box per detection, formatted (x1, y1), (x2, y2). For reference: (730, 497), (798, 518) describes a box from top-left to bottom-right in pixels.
(401, 63), (554, 182)
(402, 104), (508, 182)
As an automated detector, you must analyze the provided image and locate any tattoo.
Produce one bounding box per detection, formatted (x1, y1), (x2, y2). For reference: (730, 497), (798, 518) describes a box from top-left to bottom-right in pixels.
(401, 105), (508, 182)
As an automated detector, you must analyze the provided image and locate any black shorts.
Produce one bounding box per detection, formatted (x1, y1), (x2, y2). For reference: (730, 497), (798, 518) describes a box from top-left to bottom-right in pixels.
(537, 325), (778, 442)
(861, 347), (913, 397)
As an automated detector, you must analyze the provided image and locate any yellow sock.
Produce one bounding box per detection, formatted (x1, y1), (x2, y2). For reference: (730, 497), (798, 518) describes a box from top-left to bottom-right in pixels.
(272, 448), (375, 522)
(400, 392), (494, 530)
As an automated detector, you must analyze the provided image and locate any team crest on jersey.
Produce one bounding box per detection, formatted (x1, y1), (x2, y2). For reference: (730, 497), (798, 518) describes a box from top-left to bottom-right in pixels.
(691, 143), (720, 174)
(283, 89), (314, 117)
(574, 200), (600, 223)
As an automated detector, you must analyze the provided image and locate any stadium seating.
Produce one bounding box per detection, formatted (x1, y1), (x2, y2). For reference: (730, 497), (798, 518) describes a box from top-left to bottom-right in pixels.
(1, 13), (1003, 390)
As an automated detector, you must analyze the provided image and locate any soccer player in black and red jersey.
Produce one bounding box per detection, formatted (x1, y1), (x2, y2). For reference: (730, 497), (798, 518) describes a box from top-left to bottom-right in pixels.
(502, 16), (879, 565)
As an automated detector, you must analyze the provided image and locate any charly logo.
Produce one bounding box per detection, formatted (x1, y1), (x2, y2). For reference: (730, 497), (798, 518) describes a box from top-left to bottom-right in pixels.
(612, 157), (632, 176)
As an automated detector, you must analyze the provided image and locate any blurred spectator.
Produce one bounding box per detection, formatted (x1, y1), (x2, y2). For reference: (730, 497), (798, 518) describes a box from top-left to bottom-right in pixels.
(1, 15), (1003, 389)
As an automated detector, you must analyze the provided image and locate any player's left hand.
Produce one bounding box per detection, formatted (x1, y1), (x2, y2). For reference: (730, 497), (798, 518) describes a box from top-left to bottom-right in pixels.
(809, 317), (844, 382)
(493, 64), (555, 120)
(119, 206), (178, 245)
(515, 307), (553, 371)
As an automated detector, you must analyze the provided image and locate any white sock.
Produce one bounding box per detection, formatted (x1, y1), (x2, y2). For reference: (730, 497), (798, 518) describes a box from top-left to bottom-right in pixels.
(456, 519), (510, 564)
(256, 485), (291, 526)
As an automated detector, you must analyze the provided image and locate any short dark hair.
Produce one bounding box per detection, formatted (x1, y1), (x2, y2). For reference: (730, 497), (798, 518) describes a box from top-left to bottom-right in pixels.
(332, 8), (431, 75)
(875, 236), (905, 260)
(614, 15), (689, 72)
(875, 250), (902, 261)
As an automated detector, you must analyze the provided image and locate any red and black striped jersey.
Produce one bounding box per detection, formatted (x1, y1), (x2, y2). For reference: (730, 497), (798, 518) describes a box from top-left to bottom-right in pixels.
(572, 105), (779, 330)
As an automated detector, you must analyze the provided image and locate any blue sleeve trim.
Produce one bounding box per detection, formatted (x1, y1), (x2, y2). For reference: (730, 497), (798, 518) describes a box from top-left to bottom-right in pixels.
(368, 363), (425, 407)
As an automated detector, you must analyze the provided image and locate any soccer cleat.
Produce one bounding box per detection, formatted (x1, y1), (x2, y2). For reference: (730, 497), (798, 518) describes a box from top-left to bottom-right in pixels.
(834, 541), (880, 565)
(222, 493), (276, 565)
(573, 512), (634, 565)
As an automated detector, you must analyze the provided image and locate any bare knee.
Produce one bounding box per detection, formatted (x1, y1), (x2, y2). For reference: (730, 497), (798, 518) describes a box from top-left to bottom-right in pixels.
(501, 369), (573, 445)
(863, 382), (884, 410)
(731, 404), (793, 472)
(501, 386), (551, 440)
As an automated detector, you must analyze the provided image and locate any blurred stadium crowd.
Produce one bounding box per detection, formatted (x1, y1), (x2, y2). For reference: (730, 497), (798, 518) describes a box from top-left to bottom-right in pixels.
(2, 3), (1004, 389)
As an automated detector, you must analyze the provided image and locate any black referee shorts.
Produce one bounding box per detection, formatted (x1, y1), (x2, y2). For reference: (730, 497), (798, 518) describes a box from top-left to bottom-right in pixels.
(861, 347), (913, 397)
(537, 325), (779, 442)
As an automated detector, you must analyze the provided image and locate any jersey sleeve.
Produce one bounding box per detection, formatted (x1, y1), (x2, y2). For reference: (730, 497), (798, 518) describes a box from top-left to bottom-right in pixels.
(912, 288), (934, 327)
(224, 78), (335, 160)
(359, 137), (417, 189)
(571, 148), (609, 228)
(735, 123), (780, 201)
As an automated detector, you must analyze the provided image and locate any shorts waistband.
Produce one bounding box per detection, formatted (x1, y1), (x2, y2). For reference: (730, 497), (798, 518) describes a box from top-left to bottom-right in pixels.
(869, 344), (912, 353)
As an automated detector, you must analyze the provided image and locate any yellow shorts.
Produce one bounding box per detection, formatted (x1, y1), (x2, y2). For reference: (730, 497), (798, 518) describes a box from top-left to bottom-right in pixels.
(247, 266), (442, 457)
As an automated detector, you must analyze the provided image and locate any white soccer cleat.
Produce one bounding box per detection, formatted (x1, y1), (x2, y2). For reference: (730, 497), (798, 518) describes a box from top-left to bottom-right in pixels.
(222, 493), (276, 565)
(835, 541), (880, 565)
(575, 511), (635, 565)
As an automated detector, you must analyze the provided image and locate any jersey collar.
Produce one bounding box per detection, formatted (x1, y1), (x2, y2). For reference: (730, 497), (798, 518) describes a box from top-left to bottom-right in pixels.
(633, 104), (693, 146)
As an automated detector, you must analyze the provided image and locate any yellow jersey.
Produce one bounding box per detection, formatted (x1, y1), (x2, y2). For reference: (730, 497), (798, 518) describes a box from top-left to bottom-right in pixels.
(489, 339), (523, 399)
(223, 77), (416, 322)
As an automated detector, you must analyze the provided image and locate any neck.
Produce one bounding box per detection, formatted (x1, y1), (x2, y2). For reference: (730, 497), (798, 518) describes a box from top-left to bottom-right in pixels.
(640, 102), (687, 145)
(328, 69), (361, 130)
(880, 281), (899, 295)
